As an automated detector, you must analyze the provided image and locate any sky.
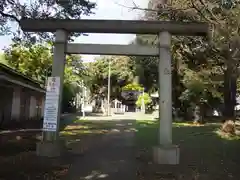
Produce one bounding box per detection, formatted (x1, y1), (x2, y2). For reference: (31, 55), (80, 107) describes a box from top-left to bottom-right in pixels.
(0, 0), (148, 62)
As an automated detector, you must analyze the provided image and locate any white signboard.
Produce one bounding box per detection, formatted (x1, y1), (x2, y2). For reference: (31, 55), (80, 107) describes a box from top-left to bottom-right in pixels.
(46, 77), (60, 95)
(43, 77), (60, 132)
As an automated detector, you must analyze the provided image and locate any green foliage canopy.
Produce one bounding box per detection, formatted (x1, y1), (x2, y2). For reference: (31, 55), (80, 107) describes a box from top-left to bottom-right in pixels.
(132, 0), (240, 118)
(0, 0), (96, 41)
(85, 56), (135, 98)
(122, 83), (144, 91)
(3, 42), (84, 112)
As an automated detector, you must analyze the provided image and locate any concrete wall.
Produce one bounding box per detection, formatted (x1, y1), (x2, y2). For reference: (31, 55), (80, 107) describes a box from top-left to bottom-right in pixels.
(40, 96), (45, 117)
(0, 86), (13, 125)
(29, 94), (45, 120)
(0, 64), (45, 125)
(9, 87), (45, 122)
(19, 89), (30, 121)
(29, 95), (37, 119)
(11, 87), (21, 121)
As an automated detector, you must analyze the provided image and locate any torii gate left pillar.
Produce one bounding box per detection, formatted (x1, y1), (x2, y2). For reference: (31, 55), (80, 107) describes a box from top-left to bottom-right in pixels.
(36, 30), (68, 157)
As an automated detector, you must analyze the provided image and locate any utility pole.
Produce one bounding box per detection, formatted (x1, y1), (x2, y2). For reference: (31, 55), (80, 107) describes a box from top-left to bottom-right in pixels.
(81, 80), (85, 117)
(107, 58), (111, 116)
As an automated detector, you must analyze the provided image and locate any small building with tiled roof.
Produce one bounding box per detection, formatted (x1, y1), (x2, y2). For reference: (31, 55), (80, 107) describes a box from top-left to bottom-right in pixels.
(0, 63), (45, 127)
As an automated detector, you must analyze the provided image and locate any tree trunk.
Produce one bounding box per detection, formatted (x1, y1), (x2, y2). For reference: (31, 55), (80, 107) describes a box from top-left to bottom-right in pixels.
(199, 103), (206, 124)
(172, 58), (182, 117)
(223, 67), (237, 121)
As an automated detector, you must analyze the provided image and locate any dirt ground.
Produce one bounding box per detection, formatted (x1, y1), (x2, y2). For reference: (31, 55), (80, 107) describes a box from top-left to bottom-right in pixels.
(1, 115), (240, 180)
(0, 119), (136, 180)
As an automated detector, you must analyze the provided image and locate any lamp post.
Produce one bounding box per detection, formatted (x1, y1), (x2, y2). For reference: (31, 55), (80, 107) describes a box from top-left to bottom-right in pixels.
(107, 58), (111, 116)
(81, 80), (86, 117)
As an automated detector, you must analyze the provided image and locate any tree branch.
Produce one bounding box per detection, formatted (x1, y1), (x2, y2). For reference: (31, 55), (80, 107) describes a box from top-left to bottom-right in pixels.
(0, 11), (20, 23)
(198, 0), (221, 24)
(113, 0), (193, 14)
(190, 0), (217, 24)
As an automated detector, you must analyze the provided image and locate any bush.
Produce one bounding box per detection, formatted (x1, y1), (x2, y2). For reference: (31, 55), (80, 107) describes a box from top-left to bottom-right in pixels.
(136, 93), (152, 108)
(222, 120), (236, 135)
(122, 83), (144, 91)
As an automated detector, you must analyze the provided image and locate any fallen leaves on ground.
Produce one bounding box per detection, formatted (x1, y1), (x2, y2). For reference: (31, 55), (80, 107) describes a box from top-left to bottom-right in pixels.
(0, 151), (71, 180)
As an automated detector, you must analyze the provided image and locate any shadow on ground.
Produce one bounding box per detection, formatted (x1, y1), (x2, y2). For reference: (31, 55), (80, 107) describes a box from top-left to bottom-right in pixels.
(136, 120), (240, 180)
(0, 113), (81, 157)
(0, 118), (137, 180)
(61, 119), (136, 180)
(2, 116), (240, 180)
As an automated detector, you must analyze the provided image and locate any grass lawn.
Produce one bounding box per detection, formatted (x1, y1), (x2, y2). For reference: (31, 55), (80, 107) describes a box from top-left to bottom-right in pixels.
(135, 120), (240, 180)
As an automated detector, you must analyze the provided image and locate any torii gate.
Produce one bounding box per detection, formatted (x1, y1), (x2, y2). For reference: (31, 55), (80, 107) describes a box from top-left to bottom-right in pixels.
(19, 17), (208, 164)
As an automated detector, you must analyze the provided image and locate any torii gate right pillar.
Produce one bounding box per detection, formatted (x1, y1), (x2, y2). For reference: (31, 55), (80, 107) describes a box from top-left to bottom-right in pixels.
(153, 31), (179, 164)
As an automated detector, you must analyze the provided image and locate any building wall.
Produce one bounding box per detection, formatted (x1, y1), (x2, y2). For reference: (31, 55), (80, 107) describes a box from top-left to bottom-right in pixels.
(0, 63), (46, 125)
(19, 89), (30, 121)
(29, 94), (45, 120)
(11, 87), (21, 121)
(40, 96), (45, 117)
(10, 87), (45, 122)
(0, 86), (13, 125)
(29, 95), (37, 119)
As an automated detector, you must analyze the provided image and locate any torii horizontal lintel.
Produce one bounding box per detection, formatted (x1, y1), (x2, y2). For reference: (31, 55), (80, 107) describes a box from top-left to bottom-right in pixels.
(20, 18), (208, 36)
(66, 43), (159, 56)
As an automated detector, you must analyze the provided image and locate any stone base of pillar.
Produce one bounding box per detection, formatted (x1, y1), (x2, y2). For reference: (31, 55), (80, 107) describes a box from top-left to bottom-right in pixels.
(153, 145), (180, 164)
(36, 141), (65, 157)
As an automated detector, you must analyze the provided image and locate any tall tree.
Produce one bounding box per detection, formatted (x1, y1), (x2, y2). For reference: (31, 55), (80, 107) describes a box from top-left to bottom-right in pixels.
(4, 42), (53, 83)
(86, 56), (135, 99)
(0, 0), (96, 41)
(132, 0), (240, 120)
